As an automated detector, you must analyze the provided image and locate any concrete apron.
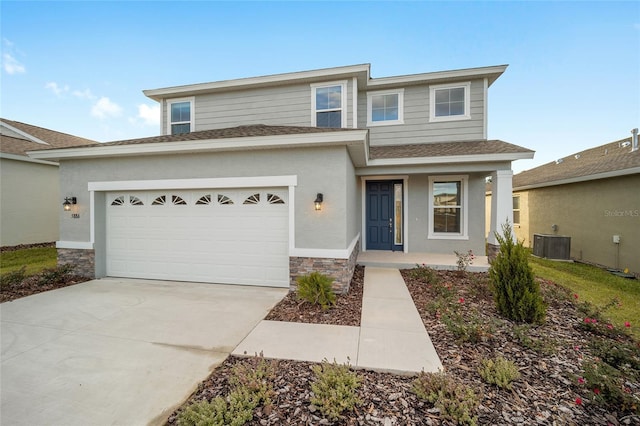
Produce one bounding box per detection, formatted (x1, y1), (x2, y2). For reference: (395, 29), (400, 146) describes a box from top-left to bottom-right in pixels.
(0, 278), (287, 426)
(234, 267), (444, 375)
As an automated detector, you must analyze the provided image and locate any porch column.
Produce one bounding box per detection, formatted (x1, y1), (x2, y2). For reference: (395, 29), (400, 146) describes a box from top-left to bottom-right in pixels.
(488, 170), (513, 258)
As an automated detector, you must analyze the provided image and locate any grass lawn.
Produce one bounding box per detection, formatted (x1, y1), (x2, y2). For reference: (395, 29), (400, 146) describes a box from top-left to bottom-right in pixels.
(530, 255), (640, 338)
(0, 247), (57, 277)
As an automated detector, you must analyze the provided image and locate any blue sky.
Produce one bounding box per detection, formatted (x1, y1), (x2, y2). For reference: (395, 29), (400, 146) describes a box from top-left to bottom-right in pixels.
(2, 1), (638, 172)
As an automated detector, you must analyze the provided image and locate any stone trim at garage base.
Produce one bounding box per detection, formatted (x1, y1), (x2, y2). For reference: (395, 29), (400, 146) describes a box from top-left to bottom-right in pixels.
(289, 241), (360, 294)
(58, 248), (95, 278)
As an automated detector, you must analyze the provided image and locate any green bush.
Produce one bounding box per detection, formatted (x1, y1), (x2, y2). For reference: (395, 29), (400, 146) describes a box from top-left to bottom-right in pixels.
(478, 356), (520, 389)
(490, 222), (547, 324)
(176, 357), (278, 426)
(581, 358), (639, 413)
(512, 325), (557, 355)
(37, 263), (75, 286)
(310, 360), (361, 421)
(412, 371), (479, 426)
(0, 266), (27, 287)
(297, 272), (336, 310)
(442, 311), (491, 344)
(410, 264), (440, 284)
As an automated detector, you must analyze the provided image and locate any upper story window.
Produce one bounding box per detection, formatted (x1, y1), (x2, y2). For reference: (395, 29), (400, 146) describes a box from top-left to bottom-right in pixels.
(311, 81), (347, 128)
(167, 97), (194, 135)
(429, 82), (471, 122)
(428, 175), (469, 240)
(367, 89), (404, 126)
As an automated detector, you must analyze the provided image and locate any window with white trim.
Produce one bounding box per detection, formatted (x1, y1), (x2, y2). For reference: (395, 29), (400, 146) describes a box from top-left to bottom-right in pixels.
(513, 195), (521, 226)
(429, 82), (470, 122)
(311, 81), (347, 128)
(167, 97), (194, 135)
(367, 89), (404, 126)
(428, 175), (468, 239)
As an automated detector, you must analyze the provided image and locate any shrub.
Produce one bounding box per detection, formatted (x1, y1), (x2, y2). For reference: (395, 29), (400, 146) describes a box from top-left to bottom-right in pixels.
(442, 311), (492, 344)
(410, 264), (440, 284)
(37, 263), (75, 286)
(490, 222), (547, 324)
(310, 360), (361, 421)
(297, 272), (336, 310)
(412, 371), (479, 425)
(176, 357), (278, 426)
(478, 356), (521, 389)
(0, 266), (27, 287)
(581, 358), (639, 413)
(454, 249), (475, 274)
(512, 325), (557, 355)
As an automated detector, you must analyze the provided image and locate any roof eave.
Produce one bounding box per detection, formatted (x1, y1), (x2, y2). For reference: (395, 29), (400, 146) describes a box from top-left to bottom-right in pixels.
(27, 130), (370, 166)
(367, 150), (533, 167)
(144, 64), (371, 101)
(514, 166), (640, 191)
(366, 64), (508, 89)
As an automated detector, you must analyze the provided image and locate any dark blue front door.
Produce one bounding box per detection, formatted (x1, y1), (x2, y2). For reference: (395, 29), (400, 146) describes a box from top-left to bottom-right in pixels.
(366, 181), (402, 251)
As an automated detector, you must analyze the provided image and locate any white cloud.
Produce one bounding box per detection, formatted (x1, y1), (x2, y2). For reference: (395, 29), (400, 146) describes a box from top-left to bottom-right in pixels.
(91, 97), (123, 119)
(73, 88), (96, 100)
(2, 39), (26, 75)
(2, 53), (25, 75)
(137, 103), (160, 126)
(45, 82), (69, 96)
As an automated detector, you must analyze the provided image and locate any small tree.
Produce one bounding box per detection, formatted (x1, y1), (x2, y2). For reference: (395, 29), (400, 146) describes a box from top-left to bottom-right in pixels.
(490, 221), (546, 324)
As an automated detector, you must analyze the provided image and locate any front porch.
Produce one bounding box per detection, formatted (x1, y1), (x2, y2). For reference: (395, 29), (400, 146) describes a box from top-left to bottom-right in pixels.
(357, 251), (490, 272)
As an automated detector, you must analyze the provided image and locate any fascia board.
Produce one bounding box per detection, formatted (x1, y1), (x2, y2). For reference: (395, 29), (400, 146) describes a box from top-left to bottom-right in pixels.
(88, 175), (298, 192)
(514, 166), (640, 191)
(144, 64), (371, 100)
(366, 151), (534, 167)
(366, 65), (508, 89)
(0, 152), (59, 166)
(27, 130), (369, 161)
(0, 121), (50, 146)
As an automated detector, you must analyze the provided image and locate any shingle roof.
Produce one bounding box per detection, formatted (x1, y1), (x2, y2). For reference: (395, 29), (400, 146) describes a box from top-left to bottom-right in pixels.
(27, 124), (360, 151)
(370, 140), (533, 159)
(1, 119), (97, 156)
(513, 137), (640, 189)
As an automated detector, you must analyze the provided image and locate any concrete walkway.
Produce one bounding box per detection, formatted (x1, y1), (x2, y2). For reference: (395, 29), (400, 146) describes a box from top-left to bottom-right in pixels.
(233, 267), (443, 375)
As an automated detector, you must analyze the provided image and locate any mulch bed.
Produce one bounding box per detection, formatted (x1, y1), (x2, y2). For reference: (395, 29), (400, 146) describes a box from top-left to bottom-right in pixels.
(0, 273), (89, 303)
(167, 267), (640, 425)
(264, 265), (364, 327)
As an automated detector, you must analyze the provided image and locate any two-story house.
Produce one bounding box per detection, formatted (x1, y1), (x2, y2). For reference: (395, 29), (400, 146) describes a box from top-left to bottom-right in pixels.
(29, 64), (533, 291)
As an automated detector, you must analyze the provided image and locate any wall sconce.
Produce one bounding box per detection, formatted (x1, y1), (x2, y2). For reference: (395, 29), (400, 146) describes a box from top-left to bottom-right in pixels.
(314, 193), (323, 211)
(63, 197), (77, 211)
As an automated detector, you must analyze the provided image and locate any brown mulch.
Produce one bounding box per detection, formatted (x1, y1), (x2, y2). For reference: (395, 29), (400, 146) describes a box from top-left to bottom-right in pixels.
(0, 273), (89, 303)
(264, 265), (364, 327)
(166, 268), (640, 425)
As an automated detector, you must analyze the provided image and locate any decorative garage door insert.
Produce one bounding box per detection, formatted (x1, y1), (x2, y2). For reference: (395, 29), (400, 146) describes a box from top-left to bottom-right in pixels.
(106, 189), (288, 287)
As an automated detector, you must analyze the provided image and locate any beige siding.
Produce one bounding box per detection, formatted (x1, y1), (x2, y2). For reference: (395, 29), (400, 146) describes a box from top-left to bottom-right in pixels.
(525, 175), (640, 274)
(360, 79), (485, 146)
(1, 158), (59, 246)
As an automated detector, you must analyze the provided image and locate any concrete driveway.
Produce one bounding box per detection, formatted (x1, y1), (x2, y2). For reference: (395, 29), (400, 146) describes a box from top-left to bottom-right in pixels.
(0, 278), (287, 426)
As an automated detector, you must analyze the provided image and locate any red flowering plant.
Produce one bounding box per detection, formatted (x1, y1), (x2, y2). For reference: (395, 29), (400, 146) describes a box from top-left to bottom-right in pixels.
(453, 249), (475, 275)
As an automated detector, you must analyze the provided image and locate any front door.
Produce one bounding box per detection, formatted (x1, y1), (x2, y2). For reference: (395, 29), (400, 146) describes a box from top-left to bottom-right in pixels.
(366, 180), (403, 251)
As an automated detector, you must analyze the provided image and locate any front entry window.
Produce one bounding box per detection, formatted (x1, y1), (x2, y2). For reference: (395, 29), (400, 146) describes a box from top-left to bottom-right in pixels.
(394, 183), (403, 245)
(428, 175), (468, 239)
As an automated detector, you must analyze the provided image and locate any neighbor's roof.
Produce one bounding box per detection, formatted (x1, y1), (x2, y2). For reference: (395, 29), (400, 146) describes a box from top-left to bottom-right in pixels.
(513, 137), (640, 190)
(0, 119), (96, 156)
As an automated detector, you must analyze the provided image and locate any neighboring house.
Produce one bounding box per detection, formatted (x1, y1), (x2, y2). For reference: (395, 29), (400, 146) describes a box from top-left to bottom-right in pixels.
(0, 119), (96, 247)
(486, 131), (640, 275)
(29, 64), (533, 290)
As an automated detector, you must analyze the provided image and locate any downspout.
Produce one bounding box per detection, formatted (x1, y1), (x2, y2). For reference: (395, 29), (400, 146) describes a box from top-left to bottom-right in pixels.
(632, 128), (639, 152)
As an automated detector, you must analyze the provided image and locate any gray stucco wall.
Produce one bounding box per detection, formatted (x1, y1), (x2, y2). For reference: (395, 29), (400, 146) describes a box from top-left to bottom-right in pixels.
(59, 146), (355, 251)
(358, 79), (485, 145)
(405, 173), (487, 255)
(1, 158), (59, 246)
(526, 174), (640, 274)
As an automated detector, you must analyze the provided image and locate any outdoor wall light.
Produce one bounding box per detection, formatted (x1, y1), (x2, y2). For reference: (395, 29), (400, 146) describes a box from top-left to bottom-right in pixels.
(314, 193), (323, 211)
(63, 197), (77, 211)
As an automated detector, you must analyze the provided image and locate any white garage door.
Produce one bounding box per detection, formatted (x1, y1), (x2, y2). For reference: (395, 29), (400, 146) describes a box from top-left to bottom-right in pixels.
(106, 188), (289, 287)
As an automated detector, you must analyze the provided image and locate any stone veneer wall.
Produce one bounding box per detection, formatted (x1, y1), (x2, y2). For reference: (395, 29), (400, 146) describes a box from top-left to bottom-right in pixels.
(58, 248), (95, 278)
(487, 243), (500, 263)
(289, 241), (360, 294)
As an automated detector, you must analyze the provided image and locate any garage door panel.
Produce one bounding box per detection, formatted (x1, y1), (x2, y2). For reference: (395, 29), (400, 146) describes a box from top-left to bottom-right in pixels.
(106, 188), (289, 287)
